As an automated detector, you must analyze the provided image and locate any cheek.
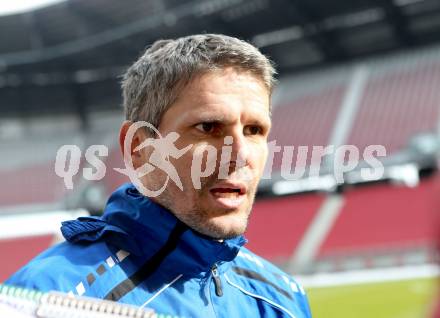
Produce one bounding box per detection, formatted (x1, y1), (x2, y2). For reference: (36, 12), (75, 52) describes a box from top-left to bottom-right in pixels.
(170, 152), (195, 182)
(188, 143), (221, 173)
(251, 143), (268, 170)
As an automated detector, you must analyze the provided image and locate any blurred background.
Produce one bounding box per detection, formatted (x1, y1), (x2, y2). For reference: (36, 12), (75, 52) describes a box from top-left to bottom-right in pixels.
(0, 0), (439, 317)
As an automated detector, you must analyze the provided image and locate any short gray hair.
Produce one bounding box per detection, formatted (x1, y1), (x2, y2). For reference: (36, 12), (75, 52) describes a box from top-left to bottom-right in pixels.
(122, 34), (276, 131)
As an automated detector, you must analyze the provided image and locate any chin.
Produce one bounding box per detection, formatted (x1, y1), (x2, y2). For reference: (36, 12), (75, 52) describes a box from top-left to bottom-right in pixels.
(199, 212), (249, 239)
(160, 189), (253, 239)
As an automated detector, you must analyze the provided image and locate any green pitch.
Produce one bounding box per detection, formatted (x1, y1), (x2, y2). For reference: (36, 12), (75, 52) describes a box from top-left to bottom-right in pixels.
(307, 278), (438, 318)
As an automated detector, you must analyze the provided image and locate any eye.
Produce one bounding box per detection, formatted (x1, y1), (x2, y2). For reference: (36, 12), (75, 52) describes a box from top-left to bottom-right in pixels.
(244, 125), (263, 136)
(195, 122), (214, 133)
(195, 122), (218, 134)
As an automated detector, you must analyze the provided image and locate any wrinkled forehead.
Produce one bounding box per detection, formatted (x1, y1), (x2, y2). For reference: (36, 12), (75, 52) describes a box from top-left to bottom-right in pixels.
(177, 68), (271, 108)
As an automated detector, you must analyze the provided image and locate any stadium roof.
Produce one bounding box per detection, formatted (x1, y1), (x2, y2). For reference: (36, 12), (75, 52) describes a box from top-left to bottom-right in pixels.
(0, 1), (66, 16)
(1, 0), (440, 119)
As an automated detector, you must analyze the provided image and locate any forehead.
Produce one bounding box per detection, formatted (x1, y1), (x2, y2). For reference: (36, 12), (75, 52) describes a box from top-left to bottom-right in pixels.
(187, 68), (268, 100)
(161, 68), (271, 125)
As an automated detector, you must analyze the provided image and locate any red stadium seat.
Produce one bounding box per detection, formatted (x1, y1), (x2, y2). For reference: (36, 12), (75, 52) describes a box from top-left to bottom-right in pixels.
(318, 175), (439, 257)
(0, 234), (54, 282)
(246, 194), (325, 262)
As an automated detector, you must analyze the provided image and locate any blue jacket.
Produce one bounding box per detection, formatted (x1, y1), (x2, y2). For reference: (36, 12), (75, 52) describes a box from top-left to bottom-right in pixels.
(7, 183), (312, 318)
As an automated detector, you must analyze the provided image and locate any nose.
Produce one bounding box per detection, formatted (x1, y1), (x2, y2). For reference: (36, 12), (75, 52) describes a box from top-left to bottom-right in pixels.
(229, 128), (251, 169)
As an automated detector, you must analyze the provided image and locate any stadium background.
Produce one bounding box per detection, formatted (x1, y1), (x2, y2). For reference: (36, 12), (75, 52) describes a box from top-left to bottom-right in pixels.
(0, 0), (439, 317)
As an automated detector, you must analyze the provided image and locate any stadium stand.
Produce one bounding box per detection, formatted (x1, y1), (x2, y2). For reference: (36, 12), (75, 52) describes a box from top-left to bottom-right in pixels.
(0, 1), (439, 282)
(347, 61), (440, 154)
(318, 174), (439, 257)
(270, 85), (346, 171)
(1, 2), (440, 317)
(0, 134), (86, 208)
(0, 161), (62, 206)
(0, 235), (54, 282)
(246, 193), (325, 262)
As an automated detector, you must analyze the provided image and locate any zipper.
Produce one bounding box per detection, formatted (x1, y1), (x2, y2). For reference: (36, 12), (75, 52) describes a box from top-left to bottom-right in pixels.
(211, 264), (223, 297)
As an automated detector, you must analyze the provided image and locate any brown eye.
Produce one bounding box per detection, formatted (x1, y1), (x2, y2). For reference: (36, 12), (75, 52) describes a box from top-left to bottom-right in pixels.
(195, 122), (215, 133)
(195, 121), (223, 135)
(245, 125), (263, 136)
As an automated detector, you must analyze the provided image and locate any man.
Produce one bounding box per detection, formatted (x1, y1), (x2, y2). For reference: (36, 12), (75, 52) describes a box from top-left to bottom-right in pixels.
(7, 34), (312, 318)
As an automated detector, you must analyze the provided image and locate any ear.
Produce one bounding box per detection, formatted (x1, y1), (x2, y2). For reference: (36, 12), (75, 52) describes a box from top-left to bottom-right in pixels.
(119, 120), (149, 170)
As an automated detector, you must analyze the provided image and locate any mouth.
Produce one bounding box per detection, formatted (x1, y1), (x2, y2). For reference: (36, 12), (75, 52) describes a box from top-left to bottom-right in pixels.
(209, 182), (247, 209)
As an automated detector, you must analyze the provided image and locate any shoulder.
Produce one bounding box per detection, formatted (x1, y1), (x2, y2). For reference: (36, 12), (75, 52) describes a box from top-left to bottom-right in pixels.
(229, 247), (312, 318)
(6, 240), (112, 293)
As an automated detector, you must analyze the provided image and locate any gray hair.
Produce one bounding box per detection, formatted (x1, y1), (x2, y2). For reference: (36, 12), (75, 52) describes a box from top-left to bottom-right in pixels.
(121, 34), (276, 131)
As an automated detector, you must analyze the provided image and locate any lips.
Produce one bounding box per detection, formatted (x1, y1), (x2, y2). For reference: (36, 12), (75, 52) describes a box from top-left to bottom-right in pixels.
(209, 182), (247, 209)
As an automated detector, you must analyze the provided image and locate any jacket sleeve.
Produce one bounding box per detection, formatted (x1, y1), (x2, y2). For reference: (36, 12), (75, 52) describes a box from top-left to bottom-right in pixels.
(5, 258), (63, 293)
(299, 289), (313, 318)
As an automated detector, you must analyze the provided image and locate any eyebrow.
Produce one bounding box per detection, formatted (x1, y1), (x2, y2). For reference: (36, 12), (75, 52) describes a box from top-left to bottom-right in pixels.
(194, 115), (227, 122)
(184, 112), (231, 125)
(191, 114), (271, 128)
(180, 104), (271, 127)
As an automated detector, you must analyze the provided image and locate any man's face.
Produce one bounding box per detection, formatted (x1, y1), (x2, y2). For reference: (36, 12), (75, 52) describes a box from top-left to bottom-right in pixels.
(131, 67), (271, 239)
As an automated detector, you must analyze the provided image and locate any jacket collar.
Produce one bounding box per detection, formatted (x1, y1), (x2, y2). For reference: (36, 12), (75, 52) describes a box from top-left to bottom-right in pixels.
(61, 183), (247, 276)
